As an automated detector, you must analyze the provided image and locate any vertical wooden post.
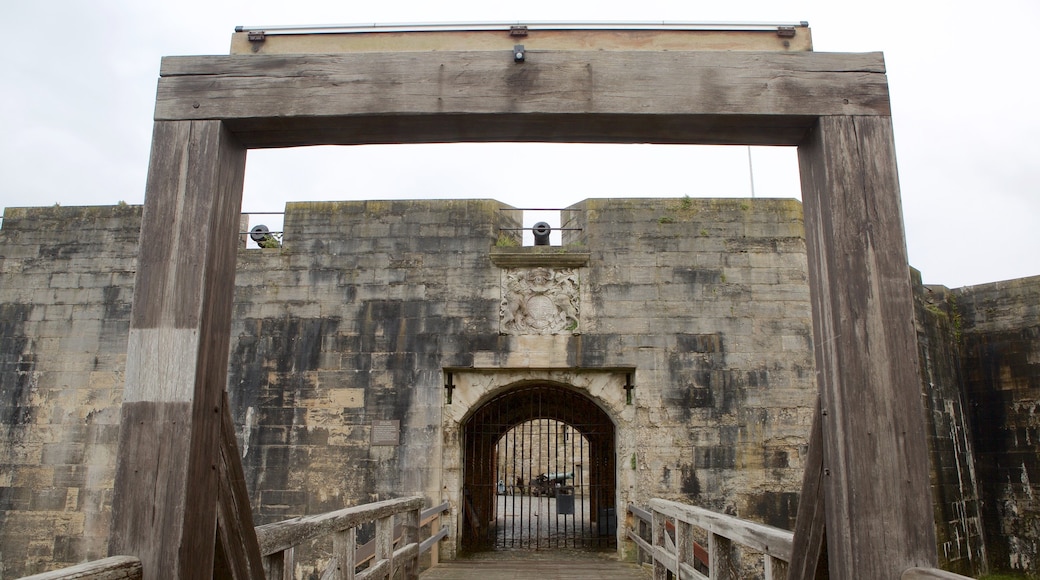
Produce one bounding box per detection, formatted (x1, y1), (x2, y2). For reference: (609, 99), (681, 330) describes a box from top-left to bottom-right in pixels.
(376, 515), (394, 576)
(402, 505), (421, 580)
(333, 528), (356, 580)
(788, 397), (827, 579)
(798, 115), (937, 578)
(651, 509), (667, 580)
(708, 532), (734, 580)
(107, 120), (246, 577)
(675, 520), (691, 577)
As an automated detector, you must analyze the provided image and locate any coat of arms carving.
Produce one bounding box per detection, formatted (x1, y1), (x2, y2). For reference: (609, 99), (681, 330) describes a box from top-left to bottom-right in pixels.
(500, 267), (580, 335)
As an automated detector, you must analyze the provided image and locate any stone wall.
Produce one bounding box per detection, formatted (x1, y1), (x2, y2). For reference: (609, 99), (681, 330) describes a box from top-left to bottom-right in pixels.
(0, 199), (1031, 577)
(0, 205), (139, 576)
(955, 276), (1040, 575)
(913, 272), (987, 576)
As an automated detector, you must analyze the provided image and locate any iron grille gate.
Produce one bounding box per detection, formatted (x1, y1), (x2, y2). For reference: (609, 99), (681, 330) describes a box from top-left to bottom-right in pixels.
(462, 384), (616, 552)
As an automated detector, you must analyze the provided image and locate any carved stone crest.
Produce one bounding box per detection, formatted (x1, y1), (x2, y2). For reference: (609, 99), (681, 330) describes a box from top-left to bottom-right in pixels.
(500, 267), (580, 335)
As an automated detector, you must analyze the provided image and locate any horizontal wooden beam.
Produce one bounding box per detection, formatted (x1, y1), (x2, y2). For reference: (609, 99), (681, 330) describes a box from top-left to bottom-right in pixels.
(254, 497), (424, 556)
(154, 51), (889, 147)
(649, 498), (795, 562)
(17, 557), (142, 580)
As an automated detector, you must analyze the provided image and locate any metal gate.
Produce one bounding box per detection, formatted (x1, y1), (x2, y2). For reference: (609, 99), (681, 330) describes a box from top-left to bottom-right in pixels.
(462, 384), (616, 552)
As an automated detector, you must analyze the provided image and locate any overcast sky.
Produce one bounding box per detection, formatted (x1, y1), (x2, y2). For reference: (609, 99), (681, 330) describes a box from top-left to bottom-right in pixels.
(2, 0), (1037, 288)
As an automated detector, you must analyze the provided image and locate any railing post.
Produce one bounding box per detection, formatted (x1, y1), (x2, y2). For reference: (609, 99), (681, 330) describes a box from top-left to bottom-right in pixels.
(709, 532), (734, 580)
(676, 520), (692, 577)
(766, 555), (788, 580)
(651, 508), (667, 580)
(376, 514), (394, 577)
(402, 505), (421, 580)
(262, 548), (294, 580)
(332, 527), (356, 580)
(429, 512), (441, 567)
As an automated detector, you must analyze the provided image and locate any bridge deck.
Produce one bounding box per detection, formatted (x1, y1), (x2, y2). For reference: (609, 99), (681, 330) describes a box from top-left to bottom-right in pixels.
(420, 551), (650, 579)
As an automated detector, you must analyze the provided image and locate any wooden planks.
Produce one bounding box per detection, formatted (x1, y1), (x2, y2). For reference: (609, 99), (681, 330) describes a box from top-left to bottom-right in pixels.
(153, 51), (889, 147)
(16, 557), (142, 580)
(214, 392), (266, 579)
(798, 115), (937, 578)
(787, 397), (828, 579)
(108, 120), (247, 578)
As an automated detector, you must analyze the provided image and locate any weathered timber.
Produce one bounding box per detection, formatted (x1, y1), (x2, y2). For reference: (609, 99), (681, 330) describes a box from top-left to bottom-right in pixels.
(901, 568), (974, 579)
(798, 115), (937, 578)
(16, 557), (142, 580)
(153, 51), (889, 147)
(254, 497), (424, 556)
(214, 392), (265, 579)
(649, 499), (795, 562)
(787, 397), (828, 579)
(708, 532), (736, 580)
(107, 120), (247, 578)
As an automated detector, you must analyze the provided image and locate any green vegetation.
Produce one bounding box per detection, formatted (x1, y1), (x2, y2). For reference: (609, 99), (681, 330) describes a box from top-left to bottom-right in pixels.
(658, 216), (675, 224)
(495, 233), (519, 247)
(979, 573), (1031, 579)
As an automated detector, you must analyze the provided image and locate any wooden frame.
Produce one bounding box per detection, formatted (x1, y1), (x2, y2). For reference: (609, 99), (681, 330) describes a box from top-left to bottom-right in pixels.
(110, 46), (937, 579)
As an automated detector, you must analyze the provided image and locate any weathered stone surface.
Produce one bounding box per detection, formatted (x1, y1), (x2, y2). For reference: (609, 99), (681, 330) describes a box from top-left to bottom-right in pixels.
(954, 276), (1040, 576)
(0, 205), (139, 576)
(913, 272), (987, 576)
(0, 200), (1036, 576)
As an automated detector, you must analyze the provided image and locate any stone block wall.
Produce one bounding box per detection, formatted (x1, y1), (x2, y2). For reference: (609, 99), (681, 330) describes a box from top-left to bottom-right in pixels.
(955, 276), (1040, 575)
(913, 273), (987, 576)
(0, 199), (1031, 577)
(0, 205), (139, 576)
(567, 198), (816, 527)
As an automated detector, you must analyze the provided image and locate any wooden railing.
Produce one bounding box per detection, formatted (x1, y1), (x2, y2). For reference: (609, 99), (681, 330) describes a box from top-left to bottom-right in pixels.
(628, 501), (976, 580)
(18, 497), (450, 580)
(16, 556), (143, 580)
(255, 496), (448, 580)
(629, 499), (793, 580)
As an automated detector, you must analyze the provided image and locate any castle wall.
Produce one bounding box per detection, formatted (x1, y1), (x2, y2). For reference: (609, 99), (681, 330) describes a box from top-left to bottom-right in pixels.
(913, 274), (987, 576)
(0, 199), (1024, 577)
(955, 276), (1040, 575)
(0, 205), (139, 575)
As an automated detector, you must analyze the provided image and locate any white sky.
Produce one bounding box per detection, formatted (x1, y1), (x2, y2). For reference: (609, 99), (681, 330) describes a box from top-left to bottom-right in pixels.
(2, 0), (1038, 288)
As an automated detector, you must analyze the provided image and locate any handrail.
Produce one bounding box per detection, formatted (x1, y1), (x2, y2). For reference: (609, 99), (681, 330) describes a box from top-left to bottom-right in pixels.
(255, 497), (423, 556)
(15, 556), (142, 580)
(254, 496), (448, 580)
(17, 499), (450, 580)
(628, 502), (976, 580)
(901, 568), (974, 579)
(629, 499), (793, 580)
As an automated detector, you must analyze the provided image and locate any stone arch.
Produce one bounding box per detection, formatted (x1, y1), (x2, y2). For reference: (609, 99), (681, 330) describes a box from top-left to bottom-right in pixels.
(441, 369), (632, 555)
(459, 381), (617, 552)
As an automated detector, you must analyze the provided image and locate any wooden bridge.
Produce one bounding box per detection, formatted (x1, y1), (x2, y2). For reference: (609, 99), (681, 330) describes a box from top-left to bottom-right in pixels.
(21, 496), (972, 580)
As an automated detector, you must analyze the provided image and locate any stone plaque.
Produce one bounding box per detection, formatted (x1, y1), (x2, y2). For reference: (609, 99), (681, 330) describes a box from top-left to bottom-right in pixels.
(501, 267), (580, 335)
(371, 420), (400, 446)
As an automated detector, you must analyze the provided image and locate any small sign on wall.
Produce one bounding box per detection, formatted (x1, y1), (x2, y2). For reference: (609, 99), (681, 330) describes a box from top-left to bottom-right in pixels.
(371, 420), (400, 446)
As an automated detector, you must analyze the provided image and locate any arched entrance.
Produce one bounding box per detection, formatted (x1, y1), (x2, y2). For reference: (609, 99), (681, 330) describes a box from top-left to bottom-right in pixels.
(461, 384), (616, 552)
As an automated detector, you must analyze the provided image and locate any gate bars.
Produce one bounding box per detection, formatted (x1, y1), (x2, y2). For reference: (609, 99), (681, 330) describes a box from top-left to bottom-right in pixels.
(462, 385), (617, 551)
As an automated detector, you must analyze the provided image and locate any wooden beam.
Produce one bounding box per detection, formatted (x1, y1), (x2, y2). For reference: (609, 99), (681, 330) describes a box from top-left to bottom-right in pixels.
(798, 115), (937, 579)
(153, 51), (889, 147)
(108, 120), (246, 578)
(215, 392), (266, 579)
(787, 397), (828, 579)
